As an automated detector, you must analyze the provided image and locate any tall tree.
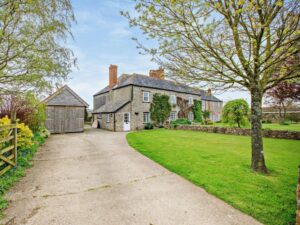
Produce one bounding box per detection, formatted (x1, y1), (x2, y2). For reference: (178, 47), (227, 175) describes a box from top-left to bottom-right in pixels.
(0, 0), (75, 95)
(123, 0), (300, 173)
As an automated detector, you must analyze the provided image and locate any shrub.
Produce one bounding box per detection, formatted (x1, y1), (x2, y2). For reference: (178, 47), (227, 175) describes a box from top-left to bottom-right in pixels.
(39, 127), (50, 138)
(171, 118), (192, 125)
(205, 119), (213, 125)
(222, 99), (249, 128)
(192, 100), (202, 122)
(280, 120), (291, 125)
(144, 123), (154, 130)
(0, 116), (33, 149)
(0, 93), (46, 132)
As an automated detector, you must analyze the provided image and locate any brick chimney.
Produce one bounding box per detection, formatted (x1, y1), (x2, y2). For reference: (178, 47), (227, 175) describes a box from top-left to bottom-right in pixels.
(149, 68), (164, 80)
(109, 64), (118, 89)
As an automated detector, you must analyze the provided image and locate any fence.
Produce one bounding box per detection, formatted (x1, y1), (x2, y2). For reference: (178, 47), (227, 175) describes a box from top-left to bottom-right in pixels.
(0, 116), (17, 176)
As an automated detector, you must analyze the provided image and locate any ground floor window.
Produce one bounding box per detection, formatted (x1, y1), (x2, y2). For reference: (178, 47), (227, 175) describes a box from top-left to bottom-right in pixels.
(98, 113), (102, 119)
(170, 111), (177, 121)
(143, 112), (150, 123)
(106, 114), (110, 123)
(188, 111), (194, 121)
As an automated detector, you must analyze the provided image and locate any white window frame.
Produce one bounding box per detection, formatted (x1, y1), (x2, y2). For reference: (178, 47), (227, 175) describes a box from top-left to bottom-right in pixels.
(143, 112), (150, 124)
(188, 111), (194, 121)
(143, 91), (150, 102)
(188, 96), (193, 105)
(106, 114), (110, 123)
(170, 95), (176, 104)
(170, 111), (177, 121)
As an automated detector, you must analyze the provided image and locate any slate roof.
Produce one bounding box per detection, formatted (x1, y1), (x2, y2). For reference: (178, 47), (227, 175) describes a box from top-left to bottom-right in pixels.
(43, 85), (89, 107)
(93, 100), (130, 113)
(94, 74), (222, 102)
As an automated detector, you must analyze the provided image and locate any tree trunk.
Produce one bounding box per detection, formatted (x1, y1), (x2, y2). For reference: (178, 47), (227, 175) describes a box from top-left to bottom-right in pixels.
(250, 88), (268, 174)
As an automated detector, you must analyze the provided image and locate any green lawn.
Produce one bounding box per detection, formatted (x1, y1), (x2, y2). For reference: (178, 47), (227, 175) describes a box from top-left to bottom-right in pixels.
(203, 122), (300, 132)
(127, 129), (300, 225)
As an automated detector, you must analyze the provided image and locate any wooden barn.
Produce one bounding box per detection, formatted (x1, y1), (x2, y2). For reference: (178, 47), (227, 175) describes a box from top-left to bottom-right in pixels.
(43, 85), (89, 134)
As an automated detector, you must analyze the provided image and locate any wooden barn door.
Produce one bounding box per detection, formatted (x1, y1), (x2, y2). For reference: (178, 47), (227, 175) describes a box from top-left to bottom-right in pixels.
(54, 106), (66, 133)
(64, 107), (84, 133)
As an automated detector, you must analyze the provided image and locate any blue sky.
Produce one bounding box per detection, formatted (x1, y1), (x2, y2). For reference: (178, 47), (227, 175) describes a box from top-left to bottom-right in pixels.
(67, 0), (250, 108)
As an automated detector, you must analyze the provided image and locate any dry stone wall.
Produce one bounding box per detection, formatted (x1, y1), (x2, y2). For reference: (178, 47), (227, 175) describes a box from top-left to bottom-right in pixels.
(175, 125), (300, 140)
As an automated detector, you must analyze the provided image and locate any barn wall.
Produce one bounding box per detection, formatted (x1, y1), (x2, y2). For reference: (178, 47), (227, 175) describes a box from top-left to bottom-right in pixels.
(45, 106), (85, 134)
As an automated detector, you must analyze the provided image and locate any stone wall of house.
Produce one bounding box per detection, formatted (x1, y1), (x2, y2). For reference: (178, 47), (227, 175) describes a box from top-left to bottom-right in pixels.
(297, 165), (300, 225)
(202, 100), (223, 122)
(174, 125), (300, 140)
(115, 103), (132, 132)
(131, 86), (202, 130)
(99, 113), (114, 131)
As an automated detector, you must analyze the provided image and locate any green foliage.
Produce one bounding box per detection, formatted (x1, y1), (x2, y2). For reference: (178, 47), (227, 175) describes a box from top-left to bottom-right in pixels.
(144, 123), (154, 130)
(24, 92), (46, 132)
(0, 116), (34, 149)
(202, 110), (211, 124)
(127, 129), (300, 225)
(0, 0), (75, 95)
(150, 94), (171, 126)
(0, 132), (46, 217)
(192, 100), (202, 122)
(171, 118), (191, 125)
(222, 99), (249, 128)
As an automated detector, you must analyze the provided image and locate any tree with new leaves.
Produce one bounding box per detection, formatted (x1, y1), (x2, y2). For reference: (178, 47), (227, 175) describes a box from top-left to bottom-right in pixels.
(222, 99), (250, 128)
(123, 0), (300, 173)
(0, 0), (76, 95)
(150, 94), (171, 126)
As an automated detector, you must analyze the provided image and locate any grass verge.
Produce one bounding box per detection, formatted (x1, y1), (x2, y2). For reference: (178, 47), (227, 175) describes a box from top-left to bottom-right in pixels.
(127, 129), (300, 225)
(0, 133), (45, 217)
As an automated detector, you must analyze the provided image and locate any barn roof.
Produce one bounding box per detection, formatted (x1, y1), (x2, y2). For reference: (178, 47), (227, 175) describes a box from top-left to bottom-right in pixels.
(94, 74), (222, 102)
(43, 85), (89, 107)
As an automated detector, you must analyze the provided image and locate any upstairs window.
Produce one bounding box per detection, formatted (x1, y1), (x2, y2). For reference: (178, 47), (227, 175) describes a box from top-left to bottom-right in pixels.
(170, 95), (176, 104)
(170, 111), (177, 121)
(143, 112), (150, 124)
(188, 96), (193, 105)
(143, 91), (150, 102)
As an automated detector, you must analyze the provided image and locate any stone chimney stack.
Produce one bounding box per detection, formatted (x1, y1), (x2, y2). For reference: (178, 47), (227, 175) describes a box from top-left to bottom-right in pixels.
(109, 64), (118, 89)
(207, 89), (212, 96)
(149, 68), (164, 80)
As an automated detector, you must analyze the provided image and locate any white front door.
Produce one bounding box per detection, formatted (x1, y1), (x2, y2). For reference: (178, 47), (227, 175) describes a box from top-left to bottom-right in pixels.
(123, 112), (130, 131)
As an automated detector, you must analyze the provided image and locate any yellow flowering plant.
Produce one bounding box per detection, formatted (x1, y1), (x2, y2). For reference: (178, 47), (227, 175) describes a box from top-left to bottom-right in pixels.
(0, 116), (33, 149)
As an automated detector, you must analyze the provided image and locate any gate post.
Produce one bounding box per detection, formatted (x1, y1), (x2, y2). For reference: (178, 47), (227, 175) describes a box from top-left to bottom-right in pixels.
(11, 112), (17, 164)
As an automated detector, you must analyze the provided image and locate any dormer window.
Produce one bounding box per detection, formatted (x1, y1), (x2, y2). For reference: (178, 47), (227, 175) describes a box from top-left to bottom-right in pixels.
(188, 96), (193, 105)
(143, 91), (150, 102)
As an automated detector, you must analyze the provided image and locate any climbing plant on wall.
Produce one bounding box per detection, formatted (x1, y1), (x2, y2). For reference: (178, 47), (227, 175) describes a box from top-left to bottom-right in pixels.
(150, 94), (171, 126)
(193, 100), (202, 122)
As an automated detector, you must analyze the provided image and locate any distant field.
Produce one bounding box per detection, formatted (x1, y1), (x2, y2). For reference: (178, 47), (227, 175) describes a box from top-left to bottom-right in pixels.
(127, 129), (300, 225)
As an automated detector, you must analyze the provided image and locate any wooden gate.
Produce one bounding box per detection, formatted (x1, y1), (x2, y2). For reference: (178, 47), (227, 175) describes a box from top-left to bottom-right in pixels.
(0, 120), (17, 176)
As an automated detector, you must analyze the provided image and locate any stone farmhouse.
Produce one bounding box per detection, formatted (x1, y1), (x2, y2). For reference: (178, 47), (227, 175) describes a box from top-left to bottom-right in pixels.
(92, 65), (222, 131)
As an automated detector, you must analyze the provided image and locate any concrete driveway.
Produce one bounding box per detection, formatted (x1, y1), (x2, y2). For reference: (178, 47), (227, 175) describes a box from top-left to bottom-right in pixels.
(1, 129), (261, 225)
